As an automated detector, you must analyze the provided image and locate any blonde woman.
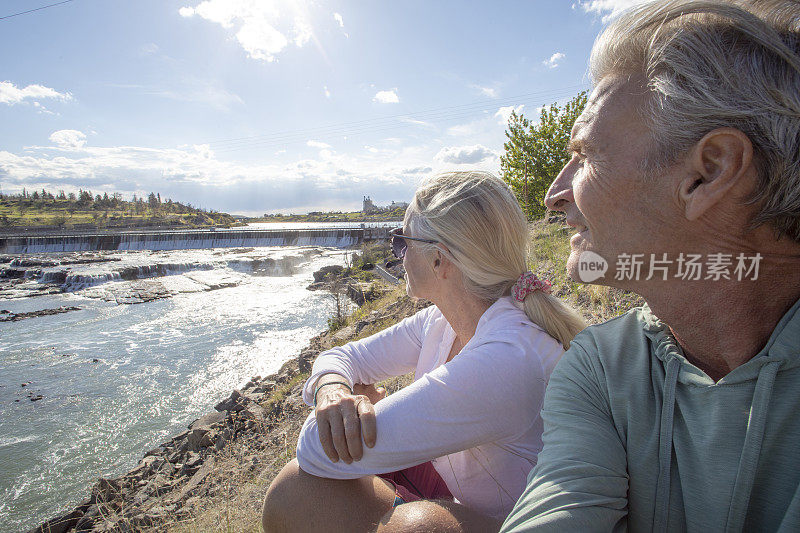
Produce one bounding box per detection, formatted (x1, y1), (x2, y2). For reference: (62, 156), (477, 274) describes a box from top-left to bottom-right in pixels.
(262, 171), (586, 532)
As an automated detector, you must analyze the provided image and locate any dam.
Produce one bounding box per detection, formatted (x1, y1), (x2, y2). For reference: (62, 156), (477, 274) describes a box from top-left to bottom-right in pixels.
(0, 226), (393, 254)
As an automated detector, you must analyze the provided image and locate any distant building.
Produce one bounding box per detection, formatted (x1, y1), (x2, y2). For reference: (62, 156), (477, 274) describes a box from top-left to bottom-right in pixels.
(362, 196), (377, 214)
(362, 196), (408, 215)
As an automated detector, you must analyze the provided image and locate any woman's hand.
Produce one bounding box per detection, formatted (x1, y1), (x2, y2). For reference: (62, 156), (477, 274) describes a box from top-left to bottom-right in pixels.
(314, 381), (385, 464)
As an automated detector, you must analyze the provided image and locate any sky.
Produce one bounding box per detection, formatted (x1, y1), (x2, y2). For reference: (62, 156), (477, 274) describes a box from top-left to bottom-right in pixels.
(0, 0), (646, 216)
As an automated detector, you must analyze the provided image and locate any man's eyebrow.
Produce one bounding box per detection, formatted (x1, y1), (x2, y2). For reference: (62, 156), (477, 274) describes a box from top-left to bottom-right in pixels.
(566, 137), (585, 155)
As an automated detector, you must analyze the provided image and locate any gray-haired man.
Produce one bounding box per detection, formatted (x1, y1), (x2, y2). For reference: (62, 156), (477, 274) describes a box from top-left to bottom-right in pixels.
(503, 1), (800, 531)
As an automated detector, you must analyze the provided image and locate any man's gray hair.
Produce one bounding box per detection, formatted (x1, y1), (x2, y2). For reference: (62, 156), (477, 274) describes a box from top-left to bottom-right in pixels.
(590, 0), (800, 240)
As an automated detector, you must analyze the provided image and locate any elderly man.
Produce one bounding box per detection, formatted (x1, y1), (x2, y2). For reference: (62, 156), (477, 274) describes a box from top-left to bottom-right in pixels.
(501, 0), (800, 531)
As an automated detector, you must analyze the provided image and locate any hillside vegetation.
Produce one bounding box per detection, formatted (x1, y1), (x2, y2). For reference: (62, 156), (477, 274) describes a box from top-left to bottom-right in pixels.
(251, 205), (406, 224)
(0, 189), (236, 230)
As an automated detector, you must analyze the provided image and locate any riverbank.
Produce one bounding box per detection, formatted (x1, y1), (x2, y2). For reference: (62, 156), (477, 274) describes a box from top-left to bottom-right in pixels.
(33, 283), (421, 533)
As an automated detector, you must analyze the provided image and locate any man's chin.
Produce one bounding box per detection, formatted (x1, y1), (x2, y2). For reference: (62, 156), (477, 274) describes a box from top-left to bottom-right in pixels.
(565, 252), (583, 282)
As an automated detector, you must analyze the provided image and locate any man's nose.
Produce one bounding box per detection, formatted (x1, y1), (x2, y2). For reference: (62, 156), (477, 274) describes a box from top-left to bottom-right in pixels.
(545, 161), (576, 211)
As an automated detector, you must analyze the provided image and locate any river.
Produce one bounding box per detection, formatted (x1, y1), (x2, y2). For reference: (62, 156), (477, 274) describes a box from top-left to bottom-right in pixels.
(0, 225), (385, 532)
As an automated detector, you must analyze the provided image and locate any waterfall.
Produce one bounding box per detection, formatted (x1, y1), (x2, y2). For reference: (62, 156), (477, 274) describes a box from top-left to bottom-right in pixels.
(0, 227), (390, 254)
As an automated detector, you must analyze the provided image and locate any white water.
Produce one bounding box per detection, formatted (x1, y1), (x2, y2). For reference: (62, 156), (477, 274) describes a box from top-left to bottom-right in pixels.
(0, 246), (348, 532)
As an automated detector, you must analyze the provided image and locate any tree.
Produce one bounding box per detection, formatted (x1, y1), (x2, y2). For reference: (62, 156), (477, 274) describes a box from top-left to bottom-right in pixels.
(499, 91), (587, 219)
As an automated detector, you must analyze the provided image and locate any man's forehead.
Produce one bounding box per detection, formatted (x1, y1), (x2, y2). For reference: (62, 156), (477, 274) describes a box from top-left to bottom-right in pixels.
(573, 75), (649, 137)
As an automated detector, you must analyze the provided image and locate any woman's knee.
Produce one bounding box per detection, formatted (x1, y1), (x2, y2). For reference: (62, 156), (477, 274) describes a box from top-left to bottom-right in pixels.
(262, 459), (303, 531)
(376, 500), (501, 533)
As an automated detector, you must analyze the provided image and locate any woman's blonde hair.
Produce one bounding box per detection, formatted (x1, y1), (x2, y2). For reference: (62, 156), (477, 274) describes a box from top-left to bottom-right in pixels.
(405, 171), (586, 350)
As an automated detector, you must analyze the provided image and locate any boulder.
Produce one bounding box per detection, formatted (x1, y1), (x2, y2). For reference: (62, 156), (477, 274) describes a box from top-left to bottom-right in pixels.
(90, 478), (121, 505)
(28, 508), (83, 533)
(242, 404), (266, 424)
(189, 411), (225, 430)
(214, 389), (249, 412)
(187, 428), (215, 451)
(312, 265), (344, 282)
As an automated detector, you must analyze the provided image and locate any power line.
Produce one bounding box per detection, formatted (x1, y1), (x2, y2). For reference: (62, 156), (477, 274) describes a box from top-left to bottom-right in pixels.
(204, 84), (589, 153)
(0, 0), (75, 21)
(212, 91), (583, 154)
(206, 84), (587, 147)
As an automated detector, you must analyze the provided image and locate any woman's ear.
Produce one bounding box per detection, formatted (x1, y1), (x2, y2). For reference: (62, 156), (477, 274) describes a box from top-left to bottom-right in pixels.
(433, 251), (446, 279)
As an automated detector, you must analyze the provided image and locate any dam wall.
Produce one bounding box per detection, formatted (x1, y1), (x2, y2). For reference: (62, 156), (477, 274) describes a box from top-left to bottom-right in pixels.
(0, 227), (392, 254)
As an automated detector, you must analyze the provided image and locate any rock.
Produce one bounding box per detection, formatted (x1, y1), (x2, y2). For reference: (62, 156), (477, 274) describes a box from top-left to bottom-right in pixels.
(73, 504), (99, 531)
(312, 265), (344, 282)
(214, 389), (249, 412)
(184, 451), (203, 469)
(187, 428), (214, 451)
(144, 446), (167, 458)
(140, 455), (166, 473)
(242, 404), (266, 424)
(0, 306), (81, 322)
(29, 395), (43, 402)
(254, 380), (277, 394)
(189, 411), (225, 430)
(29, 508), (83, 533)
(332, 325), (355, 343)
(170, 458), (215, 503)
(90, 478), (121, 505)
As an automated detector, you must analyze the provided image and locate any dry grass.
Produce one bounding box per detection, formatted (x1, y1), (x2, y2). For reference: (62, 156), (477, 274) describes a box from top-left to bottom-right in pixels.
(527, 220), (643, 324)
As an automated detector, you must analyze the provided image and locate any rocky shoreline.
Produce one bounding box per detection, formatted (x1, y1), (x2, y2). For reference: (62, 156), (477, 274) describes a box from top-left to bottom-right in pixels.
(32, 261), (420, 533)
(0, 305), (82, 322)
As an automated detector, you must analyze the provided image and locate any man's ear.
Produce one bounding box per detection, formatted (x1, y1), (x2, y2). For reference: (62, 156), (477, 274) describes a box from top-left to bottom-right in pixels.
(680, 127), (754, 221)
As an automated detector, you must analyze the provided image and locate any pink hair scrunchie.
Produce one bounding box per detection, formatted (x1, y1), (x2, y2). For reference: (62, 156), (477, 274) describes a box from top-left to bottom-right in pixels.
(512, 271), (552, 302)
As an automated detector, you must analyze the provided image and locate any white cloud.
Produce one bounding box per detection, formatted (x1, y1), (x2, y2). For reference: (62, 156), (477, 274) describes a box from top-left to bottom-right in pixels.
(373, 89), (399, 104)
(49, 130), (87, 149)
(159, 86), (244, 110)
(0, 81), (72, 105)
(0, 139), (418, 214)
(334, 13), (344, 27)
(179, 1), (312, 62)
(323, 85), (331, 99)
(292, 17), (312, 47)
(192, 144), (214, 159)
(495, 105), (525, 125)
(114, 82), (243, 111)
(399, 117), (434, 129)
(543, 52), (565, 69)
(435, 145), (496, 165)
(307, 140), (331, 149)
(139, 43), (160, 56)
(578, 0), (651, 21)
(471, 84), (498, 98)
(447, 121), (482, 137)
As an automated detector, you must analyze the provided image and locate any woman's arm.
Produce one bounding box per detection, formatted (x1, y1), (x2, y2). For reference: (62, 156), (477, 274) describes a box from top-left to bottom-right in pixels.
(301, 306), (436, 405)
(296, 336), (548, 478)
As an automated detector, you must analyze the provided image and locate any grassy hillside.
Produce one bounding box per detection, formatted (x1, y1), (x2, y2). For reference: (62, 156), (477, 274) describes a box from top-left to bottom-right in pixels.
(250, 205), (406, 224)
(0, 190), (236, 230)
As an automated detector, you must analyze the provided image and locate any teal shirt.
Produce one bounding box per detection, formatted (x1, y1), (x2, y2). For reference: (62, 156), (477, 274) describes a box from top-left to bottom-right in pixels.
(502, 299), (800, 532)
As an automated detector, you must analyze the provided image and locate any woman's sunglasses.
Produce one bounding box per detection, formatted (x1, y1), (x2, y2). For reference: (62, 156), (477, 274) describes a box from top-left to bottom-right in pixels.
(390, 227), (439, 259)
